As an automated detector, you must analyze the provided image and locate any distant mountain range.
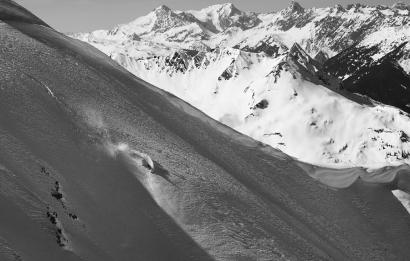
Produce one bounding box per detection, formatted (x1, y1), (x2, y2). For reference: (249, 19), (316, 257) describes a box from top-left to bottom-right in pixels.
(72, 1), (410, 168)
(72, 1), (410, 68)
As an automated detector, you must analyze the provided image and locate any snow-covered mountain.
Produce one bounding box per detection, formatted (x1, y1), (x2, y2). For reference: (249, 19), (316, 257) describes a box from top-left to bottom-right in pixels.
(73, 1), (410, 59)
(72, 2), (410, 168)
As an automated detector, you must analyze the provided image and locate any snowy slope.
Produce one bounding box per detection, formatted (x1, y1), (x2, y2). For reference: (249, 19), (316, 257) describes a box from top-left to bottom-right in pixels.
(72, 2), (410, 169)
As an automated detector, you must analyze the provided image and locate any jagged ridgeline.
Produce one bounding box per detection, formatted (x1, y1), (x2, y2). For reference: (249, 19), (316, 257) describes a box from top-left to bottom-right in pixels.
(1, 1), (410, 261)
(73, 1), (410, 68)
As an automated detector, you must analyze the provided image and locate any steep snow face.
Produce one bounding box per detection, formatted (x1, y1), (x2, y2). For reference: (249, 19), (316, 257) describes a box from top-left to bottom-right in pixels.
(112, 44), (410, 168)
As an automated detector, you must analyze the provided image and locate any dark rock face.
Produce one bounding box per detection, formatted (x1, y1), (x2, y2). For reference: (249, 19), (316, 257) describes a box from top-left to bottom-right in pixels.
(164, 52), (189, 73)
(254, 99), (269, 109)
(288, 43), (333, 86)
(314, 51), (329, 64)
(325, 42), (410, 113)
(342, 60), (410, 113)
(218, 60), (238, 81)
(289, 43), (318, 69)
(324, 44), (381, 79)
(239, 41), (284, 57)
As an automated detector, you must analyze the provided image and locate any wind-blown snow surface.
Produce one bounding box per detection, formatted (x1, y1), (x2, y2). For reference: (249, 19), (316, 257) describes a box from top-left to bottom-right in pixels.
(72, 2), (410, 169)
(2, 1), (410, 260)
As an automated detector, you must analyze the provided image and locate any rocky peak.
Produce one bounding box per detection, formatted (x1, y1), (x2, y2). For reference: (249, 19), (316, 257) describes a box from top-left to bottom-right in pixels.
(150, 5), (178, 23)
(289, 43), (310, 61)
(154, 5), (172, 13)
(346, 3), (368, 11)
(216, 3), (241, 16)
(288, 1), (305, 14)
(148, 5), (193, 33)
(333, 4), (346, 13)
(286, 43), (337, 87)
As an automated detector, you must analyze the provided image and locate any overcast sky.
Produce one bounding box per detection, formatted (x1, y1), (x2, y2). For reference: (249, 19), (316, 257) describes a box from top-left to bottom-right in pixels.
(15, 0), (404, 33)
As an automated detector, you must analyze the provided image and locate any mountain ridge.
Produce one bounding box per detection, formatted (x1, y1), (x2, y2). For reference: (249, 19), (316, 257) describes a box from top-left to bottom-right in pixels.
(73, 1), (410, 56)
